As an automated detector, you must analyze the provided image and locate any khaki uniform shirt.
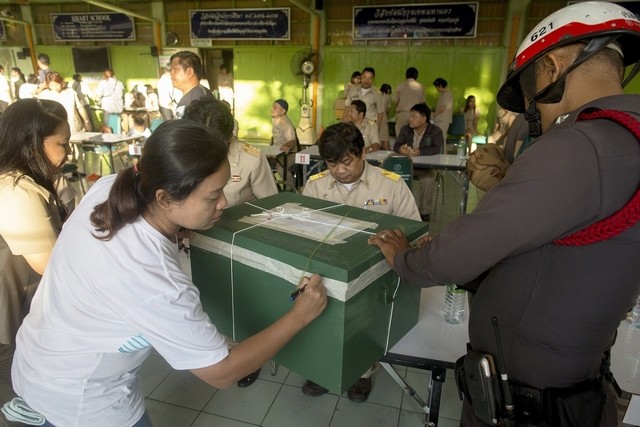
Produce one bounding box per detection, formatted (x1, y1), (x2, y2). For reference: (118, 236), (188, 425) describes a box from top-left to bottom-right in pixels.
(433, 89), (454, 132)
(0, 173), (62, 344)
(356, 120), (380, 149)
(392, 78), (425, 113)
(302, 163), (420, 221)
(225, 139), (279, 207)
(272, 115), (296, 150)
(346, 86), (382, 122)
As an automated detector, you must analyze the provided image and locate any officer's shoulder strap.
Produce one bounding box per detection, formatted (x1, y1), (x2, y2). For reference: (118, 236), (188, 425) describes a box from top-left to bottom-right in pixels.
(242, 143), (262, 157)
(381, 169), (401, 182)
(309, 170), (330, 181)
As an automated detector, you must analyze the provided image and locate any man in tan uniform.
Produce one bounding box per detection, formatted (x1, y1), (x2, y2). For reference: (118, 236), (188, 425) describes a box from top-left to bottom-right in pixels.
(392, 67), (425, 136)
(346, 100), (380, 153)
(432, 77), (453, 135)
(301, 122), (419, 402)
(183, 98), (278, 207)
(345, 67), (383, 131)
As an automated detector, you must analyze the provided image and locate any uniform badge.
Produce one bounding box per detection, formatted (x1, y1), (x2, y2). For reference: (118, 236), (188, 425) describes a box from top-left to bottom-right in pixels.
(365, 198), (387, 206)
(231, 175), (241, 182)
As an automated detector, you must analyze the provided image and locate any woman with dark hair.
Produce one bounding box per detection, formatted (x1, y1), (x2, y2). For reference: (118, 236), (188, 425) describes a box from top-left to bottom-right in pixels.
(462, 94), (480, 147)
(11, 119), (327, 427)
(38, 71), (92, 134)
(378, 83), (392, 150)
(0, 98), (70, 345)
(344, 70), (361, 99)
(9, 67), (25, 102)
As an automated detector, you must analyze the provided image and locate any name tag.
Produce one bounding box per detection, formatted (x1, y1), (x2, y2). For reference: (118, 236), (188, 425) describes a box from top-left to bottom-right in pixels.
(231, 175), (241, 182)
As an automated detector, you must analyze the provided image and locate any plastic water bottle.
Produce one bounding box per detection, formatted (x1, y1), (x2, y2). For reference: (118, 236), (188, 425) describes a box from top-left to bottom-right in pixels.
(632, 295), (640, 328)
(457, 137), (466, 158)
(444, 284), (466, 324)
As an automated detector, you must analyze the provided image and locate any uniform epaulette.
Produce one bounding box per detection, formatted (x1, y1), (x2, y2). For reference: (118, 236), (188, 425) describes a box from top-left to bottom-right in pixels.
(309, 170), (330, 181)
(242, 144), (262, 157)
(381, 169), (401, 182)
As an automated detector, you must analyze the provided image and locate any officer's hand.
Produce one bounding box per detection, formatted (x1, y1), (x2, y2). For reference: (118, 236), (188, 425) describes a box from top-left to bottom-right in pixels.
(367, 229), (411, 269)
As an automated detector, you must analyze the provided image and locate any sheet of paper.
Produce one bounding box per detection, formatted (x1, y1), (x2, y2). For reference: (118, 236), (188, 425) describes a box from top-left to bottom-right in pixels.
(239, 202), (378, 245)
(623, 394), (640, 425)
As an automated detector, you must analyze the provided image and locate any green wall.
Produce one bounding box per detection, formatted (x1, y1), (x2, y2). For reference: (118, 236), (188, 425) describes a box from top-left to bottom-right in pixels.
(233, 46), (304, 140)
(34, 44), (640, 140)
(321, 45), (506, 135)
(36, 45), (161, 92)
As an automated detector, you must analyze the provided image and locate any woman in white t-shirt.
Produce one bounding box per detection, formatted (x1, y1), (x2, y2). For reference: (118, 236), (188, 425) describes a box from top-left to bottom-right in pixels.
(11, 119), (327, 427)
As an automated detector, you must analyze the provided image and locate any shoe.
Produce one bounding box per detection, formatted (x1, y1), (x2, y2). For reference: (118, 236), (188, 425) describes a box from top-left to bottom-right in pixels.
(302, 380), (329, 397)
(420, 213), (431, 222)
(347, 377), (372, 402)
(237, 368), (260, 388)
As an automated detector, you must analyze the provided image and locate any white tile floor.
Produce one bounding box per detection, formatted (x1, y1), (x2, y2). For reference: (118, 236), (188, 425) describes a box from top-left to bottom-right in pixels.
(139, 354), (463, 427)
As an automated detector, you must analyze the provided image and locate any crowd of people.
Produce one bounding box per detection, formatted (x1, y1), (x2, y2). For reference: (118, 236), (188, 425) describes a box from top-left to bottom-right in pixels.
(1, 2), (640, 424)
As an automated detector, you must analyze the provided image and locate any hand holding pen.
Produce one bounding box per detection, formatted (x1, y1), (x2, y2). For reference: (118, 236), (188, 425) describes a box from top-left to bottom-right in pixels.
(289, 274), (327, 325)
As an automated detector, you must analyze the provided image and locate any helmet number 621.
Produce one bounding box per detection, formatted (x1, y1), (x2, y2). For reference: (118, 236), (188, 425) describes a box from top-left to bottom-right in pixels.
(530, 22), (555, 42)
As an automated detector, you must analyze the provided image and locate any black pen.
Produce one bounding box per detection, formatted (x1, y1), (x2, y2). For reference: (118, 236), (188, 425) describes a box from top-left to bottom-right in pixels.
(290, 285), (307, 301)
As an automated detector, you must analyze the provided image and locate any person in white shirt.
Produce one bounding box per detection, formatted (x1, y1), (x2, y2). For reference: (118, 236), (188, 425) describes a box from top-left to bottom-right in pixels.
(94, 68), (125, 131)
(38, 71), (92, 134)
(157, 63), (181, 120)
(0, 65), (12, 113)
(11, 119), (327, 427)
(18, 74), (39, 100)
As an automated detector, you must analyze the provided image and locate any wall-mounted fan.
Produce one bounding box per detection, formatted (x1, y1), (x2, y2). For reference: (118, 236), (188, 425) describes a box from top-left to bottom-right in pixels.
(290, 48), (323, 145)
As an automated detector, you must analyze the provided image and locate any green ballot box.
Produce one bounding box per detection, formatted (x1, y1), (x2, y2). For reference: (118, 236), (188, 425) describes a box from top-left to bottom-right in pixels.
(190, 192), (427, 393)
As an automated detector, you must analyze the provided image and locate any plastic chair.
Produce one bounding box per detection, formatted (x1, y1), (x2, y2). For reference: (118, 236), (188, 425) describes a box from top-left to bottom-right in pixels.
(382, 155), (413, 187)
(150, 117), (164, 132)
(445, 113), (466, 154)
(107, 114), (122, 135)
(471, 135), (487, 153)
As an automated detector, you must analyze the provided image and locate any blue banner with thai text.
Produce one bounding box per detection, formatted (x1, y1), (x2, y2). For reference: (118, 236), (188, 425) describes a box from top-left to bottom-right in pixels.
(190, 8), (290, 40)
(353, 2), (478, 40)
(51, 13), (135, 42)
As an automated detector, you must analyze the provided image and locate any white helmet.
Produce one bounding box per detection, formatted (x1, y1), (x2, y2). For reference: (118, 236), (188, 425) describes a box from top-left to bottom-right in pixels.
(497, 1), (640, 113)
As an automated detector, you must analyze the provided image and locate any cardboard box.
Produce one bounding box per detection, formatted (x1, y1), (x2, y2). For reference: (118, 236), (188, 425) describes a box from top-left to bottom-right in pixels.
(190, 192), (427, 393)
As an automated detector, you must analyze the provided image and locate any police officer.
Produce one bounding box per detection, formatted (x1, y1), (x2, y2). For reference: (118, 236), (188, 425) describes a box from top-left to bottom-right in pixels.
(370, 2), (640, 425)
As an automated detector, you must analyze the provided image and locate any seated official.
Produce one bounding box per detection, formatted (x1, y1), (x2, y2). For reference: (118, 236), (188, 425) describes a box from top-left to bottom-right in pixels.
(183, 98), (278, 208)
(393, 103), (444, 222)
(344, 100), (381, 153)
(301, 122), (419, 402)
(270, 99), (298, 190)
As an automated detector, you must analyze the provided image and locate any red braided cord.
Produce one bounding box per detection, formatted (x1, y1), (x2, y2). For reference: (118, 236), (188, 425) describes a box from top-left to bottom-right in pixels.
(555, 109), (640, 246)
